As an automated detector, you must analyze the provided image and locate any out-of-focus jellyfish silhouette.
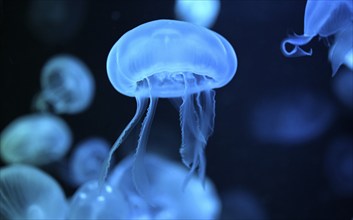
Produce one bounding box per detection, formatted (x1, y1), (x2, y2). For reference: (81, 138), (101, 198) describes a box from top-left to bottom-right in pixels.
(26, 0), (87, 45)
(324, 135), (353, 197)
(221, 189), (267, 220)
(67, 180), (128, 219)
(108, 154), (221, 219)
(69, 138), (110, 186)
(281, 0), (353, 74)
(332, 67), (353, 109)
(103, 19), (237, 193)
(328, 25), (353, 73)
(249, 89), (335, 145)
(0, 113), (72, 165)
(33, 55), (95, 114)
(0, 164), (68, 219)
(174, 0), (221, 28)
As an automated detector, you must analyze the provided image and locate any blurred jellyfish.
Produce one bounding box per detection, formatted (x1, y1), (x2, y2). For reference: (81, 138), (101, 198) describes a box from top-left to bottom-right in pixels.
(103, 19), (237, 195)
(174, 0), (221, 28)
(69, 138), (110, 186)
(33, 55), (95, 114)
(324, 135), (353, 197)
(328, 25), (353, 74)
(26, 0), (87, 45)
(249, 89), (335, 145)
(221, 189), (267, 220)
(108, 154), (221, 219)
(67, 180), (128, 219)
(0, 164), (68, 219)
(332, 67), (353, 108)
(281, 0), (352, 59)
(0, 113), (72, 165)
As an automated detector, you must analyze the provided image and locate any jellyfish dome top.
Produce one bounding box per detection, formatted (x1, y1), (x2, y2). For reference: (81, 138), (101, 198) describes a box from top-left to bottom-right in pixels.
(281, 0), (353, 60)
(0, 164), (68, 219)
(34, 54), (95, 114)
(104, 19), (237, 194)
(108, 154), (221, 219)
(0, 113), (72, 165)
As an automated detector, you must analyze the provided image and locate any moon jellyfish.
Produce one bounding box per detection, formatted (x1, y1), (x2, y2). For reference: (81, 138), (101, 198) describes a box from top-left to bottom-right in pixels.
(249, 89), (336, 145)
(332, 67), (353, 109)
(0, 164), (68, 219)
(175, 0), (221, 28)
(67, 180), (128, 219)
(281, 0), (353, 59)
(103, 19), (237, 194)
(69, 138), (110, 186)
(0, 113), (72, 165)
(324, 136), (353, 197)
(108, 154), (221, 219)
(33, 55), (95, 114)
(328, 25), (353, 74)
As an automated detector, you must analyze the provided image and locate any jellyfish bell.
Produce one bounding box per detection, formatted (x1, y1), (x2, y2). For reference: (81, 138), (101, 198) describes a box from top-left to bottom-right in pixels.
(33, 55), (95, 114)
(0, 113), (72, 165)
(0, 164), (68, 219)
(281, 0), (353, 58)
(103, 19), (237, 196)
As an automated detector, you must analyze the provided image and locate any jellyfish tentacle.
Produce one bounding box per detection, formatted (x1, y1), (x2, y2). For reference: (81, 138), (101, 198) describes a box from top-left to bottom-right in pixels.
(99, 97), (148, 187)
(281, 34), (314, 57)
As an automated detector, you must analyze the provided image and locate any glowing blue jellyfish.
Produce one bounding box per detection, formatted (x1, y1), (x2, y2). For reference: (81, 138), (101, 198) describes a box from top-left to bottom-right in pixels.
(103, 19), (237, 193)
(108, 154), (221, 219)
(33, 55), (95, 114)
(0, 113), (72, 165)
(67, 180), (128, 219)
(0, 164), (68, 219)
(69, 137), (110, 186)
(281, 0), (353, 60)
(175, 0), (221, 28)
(332, 67), (353, 109)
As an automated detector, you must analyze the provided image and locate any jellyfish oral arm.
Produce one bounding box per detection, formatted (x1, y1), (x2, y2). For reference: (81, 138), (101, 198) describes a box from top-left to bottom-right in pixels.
(281, 34), (314, 57)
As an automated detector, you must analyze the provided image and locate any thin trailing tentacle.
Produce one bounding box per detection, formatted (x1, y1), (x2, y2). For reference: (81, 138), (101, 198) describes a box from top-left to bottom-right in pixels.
(98, 97), (148, 188)
(281, 34), (314, 57)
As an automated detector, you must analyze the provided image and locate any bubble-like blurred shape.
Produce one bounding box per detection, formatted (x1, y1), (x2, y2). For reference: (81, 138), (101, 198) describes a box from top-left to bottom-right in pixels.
(174, 0), (221, 28)
(108, 153), (221, 220)
(332, 67), (353, 108)
(0, 164), (68, 219)
(0, 113), (72, 165)
(324, 135), (353, 197)
(249, 89), (335, 145)
(69, 137), (110, 186)
(328, 25), (353, 74)
(221, 189), (267, 220)
(26, 0), (87, 45)
(67, 180), (128, 219)
(33, 55), (95, 114)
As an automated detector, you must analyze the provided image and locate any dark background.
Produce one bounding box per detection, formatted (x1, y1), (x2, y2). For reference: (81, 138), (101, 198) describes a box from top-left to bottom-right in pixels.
(1, 0), (352, 219)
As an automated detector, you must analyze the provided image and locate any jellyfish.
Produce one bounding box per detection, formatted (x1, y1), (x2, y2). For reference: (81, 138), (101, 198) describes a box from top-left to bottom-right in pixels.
(174, 0), (221, 28)
(332, 67), (353, 109)
(0, 164), (68, 219)
(328, 24), (353, 74)
(69, 137), (110, 186)
(108, 153), (221, 219)
(281, 0), (353, 59)
(102, 19), (237, 195)
(0, 113), (72, 165)
(33, 55), (95, 114)
(67, 180), (128, 219)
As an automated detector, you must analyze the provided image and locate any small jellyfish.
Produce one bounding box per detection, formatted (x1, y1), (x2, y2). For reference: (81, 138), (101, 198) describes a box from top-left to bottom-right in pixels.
(33, 55), (95, 114)
(281, 0), (353, 59)
(0, 113), (72, 165)
(108, 154), (221, 219)
(0, 164), (68, 219)
(67, 180), (128, 219)
(174, 0), (221, 28)
(103, 19), (237, 195)
(69, 137), (110, 186)
(328, 25), (353, 74)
